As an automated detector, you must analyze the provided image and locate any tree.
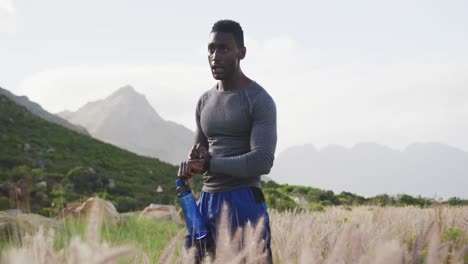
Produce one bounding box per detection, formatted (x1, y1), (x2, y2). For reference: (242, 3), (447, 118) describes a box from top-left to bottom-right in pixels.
(447, 197), (468, 206)
(64, 166), (108, 195)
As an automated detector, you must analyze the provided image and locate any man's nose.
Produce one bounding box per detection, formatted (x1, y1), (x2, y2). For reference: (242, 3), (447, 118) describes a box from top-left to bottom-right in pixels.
(212, 49), (222, 61)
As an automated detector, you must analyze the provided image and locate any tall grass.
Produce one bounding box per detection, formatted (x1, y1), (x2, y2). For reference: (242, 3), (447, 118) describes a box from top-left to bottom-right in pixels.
(269, 206), (467, 263)
(1, 202), (181, 263)
(50, 217), (182, 262)
(1, 205), (467, 263)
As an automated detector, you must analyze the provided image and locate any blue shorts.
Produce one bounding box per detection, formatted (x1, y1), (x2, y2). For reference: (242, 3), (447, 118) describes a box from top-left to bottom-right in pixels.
(184, 187), (272, 263)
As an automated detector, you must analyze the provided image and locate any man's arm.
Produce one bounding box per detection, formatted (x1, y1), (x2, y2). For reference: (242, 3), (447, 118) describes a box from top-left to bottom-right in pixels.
(178, 96), (210, 180)
(209, 92), (277, 178)
(193, 96), (209, 150)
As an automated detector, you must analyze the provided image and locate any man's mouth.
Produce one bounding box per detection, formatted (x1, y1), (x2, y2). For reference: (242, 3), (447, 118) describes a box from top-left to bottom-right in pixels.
(211, 65), (224, 74)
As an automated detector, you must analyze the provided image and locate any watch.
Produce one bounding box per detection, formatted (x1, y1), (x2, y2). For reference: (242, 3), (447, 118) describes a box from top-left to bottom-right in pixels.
(203, 154), (212, 173)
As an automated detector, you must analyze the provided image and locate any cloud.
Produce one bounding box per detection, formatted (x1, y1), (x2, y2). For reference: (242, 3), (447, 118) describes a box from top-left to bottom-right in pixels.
(17, 37), (468, 151)
(0, 0), (15, 32)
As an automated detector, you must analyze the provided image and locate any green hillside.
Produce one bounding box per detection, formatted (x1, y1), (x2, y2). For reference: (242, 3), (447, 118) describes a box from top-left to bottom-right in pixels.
(0, 95), (182, 215)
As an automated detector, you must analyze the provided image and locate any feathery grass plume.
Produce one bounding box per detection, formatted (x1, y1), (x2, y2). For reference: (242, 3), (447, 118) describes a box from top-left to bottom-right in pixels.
(170, 202), (270, 264)
(130, 250), (151, 264)
(2, 205), (467, 263)
(211, 203), (236, 263)
(269, 206), (467, 264)
(158, 229), (185, 264)
(452, 244), (468, 263)
(434, 203), (446, 240)
(241, 217), (268, 263)
(1, 198), (146, 264)
(95, 246), (138, 264)
(297, 226), (319, 264)
(364, 239), (405, 264)
(85, 197), (104, 246)
(324, 222), (355, 264)
(211, 202), (268, 264)
(319, 233), (331, 261)
(177, 206), (467, 263)
(270, 209), (315, 262)
(65, 198), (147, 264)
(0, 227), (59, 264)
(411, 221), (434, 264)
(178, 245), (197, 264)
(425, 221), (452, 264)
(222, 217), (268, 264)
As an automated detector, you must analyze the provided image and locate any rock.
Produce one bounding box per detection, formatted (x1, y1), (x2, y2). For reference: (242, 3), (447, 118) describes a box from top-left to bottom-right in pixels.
(4, 209), (22, 216)
(107, 178), (116, 189)
(59, 202), (81, 218)
(16, 213), (62, 232)
(32, 159), (47, 168)
(0, 211), (62, 243)
(139, 204), (182, 224)
(35, 181), (47, 188)
(60, 198), (121, 225)
(46, 147), (55, 153)
(0, 212), (21, 243)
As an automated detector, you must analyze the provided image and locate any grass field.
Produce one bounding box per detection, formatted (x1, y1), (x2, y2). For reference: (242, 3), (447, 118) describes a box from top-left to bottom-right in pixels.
(1, 205), (467, 263)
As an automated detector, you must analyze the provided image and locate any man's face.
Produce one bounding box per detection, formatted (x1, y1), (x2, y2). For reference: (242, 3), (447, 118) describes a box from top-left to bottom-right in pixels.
(207, 32), (245, 80)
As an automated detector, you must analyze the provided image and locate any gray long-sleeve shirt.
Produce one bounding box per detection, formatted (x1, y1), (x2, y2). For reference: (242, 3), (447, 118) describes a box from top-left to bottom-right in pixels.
(194, 81), (277, 192)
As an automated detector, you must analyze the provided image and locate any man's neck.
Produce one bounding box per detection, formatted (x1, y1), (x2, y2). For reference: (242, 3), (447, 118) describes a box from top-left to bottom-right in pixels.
(217, 73), (252, 92)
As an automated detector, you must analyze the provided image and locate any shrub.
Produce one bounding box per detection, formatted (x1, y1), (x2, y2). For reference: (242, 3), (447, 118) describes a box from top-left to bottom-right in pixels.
(115, 196), (139, 212)
(309, 203), (325, 212)
(0, 196), (12, 210)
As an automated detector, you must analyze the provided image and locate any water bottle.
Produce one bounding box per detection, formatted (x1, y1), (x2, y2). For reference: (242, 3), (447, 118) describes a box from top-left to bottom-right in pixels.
(176, 179), (208, 240)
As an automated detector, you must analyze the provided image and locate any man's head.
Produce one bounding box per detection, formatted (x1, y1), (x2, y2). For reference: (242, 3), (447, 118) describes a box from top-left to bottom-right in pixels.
(211, 20), (244, 48)
(208, 20), (246, 80)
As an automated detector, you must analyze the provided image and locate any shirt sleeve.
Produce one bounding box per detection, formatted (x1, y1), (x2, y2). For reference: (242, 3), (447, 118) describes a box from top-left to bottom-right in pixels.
(193, 96), (209, 148)
(209, 92), (277, 178)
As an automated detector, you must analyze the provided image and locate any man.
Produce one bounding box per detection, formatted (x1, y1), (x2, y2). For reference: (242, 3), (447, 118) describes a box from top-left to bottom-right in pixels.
(178, 19), (276, 263)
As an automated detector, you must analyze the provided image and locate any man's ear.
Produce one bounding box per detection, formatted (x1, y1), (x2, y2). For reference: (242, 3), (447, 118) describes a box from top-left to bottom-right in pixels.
(238, 46), (246, 60)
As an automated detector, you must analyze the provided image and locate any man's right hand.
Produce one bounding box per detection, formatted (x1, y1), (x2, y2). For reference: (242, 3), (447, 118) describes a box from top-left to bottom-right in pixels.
(188, 143), (209, 160)
(177, 159), (205, 180)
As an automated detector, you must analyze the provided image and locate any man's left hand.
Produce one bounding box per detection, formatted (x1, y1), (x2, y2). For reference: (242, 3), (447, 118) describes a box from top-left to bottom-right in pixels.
(188, 143), (209, 160)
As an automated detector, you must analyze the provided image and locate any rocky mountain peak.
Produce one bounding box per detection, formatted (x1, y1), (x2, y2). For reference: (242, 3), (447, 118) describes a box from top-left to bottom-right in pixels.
(108, 85), (139, 99)
(57, 85), (194, 164)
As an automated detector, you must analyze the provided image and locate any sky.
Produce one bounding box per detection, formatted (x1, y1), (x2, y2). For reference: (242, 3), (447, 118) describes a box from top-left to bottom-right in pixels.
(1, 0), (468, 153)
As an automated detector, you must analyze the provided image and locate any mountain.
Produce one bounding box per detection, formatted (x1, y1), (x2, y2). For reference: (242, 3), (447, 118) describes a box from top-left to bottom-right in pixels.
(0, 94), (179, 214)
(269, 142), (468, 199)
(57, 85), (194, 165)
(0, 87), (89, 136)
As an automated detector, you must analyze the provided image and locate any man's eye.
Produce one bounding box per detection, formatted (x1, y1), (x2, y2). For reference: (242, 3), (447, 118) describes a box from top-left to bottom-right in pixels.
(208, 47), (228, 54)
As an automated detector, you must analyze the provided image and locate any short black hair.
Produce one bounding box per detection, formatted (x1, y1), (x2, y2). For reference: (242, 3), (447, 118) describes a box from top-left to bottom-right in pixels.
(211, 20), (244, 48)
